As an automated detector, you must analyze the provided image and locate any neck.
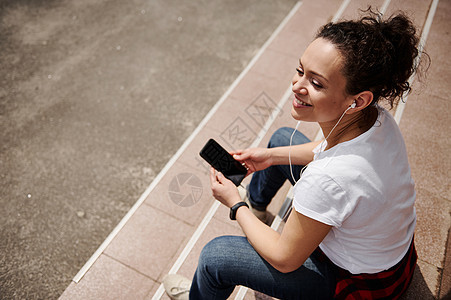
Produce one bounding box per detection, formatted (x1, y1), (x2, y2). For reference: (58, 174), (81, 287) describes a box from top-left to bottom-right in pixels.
(320, 107), (377, 150)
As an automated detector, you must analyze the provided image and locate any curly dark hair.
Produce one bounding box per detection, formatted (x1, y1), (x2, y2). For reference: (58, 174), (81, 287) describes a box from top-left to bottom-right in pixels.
(316, 10), (422, 109)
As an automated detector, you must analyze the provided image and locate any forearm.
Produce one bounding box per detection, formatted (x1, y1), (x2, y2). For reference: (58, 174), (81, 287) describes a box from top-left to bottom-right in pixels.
(234, 200), (331, 273)
(235, 207), (288, 271)
(268, 140), (320, 166)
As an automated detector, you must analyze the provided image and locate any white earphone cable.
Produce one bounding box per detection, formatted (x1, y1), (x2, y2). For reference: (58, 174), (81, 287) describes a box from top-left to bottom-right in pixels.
(289, 121), (301, 183)
(289, 103), (354, 184)
(318, 105), (353, 153)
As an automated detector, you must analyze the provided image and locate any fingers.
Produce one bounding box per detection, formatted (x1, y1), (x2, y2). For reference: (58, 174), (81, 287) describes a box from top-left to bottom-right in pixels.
(210, 167), (224, 184)
(229, 150), (239, 156)
(209, 167), (217, 186)
(233, 152), (249, 161)
(235, 148), (261, 162)
(216, 170), (226, 183)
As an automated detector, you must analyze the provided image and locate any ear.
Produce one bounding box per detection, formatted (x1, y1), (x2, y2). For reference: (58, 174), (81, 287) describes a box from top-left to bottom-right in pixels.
(347, 91), (373, 113)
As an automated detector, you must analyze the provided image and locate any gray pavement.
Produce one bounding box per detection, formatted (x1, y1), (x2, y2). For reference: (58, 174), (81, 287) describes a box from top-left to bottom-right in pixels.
(0, 0), (297, 298)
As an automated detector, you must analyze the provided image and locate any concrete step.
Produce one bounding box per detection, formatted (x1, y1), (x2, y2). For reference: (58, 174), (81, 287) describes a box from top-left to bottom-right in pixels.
(59, 0), (450, 299)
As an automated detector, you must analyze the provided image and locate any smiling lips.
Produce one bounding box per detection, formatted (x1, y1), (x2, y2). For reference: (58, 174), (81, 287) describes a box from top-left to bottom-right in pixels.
(293, 94), (312, 108)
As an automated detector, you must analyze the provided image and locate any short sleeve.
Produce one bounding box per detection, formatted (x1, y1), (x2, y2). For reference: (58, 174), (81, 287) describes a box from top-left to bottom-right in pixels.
(292, 167), (353, 227)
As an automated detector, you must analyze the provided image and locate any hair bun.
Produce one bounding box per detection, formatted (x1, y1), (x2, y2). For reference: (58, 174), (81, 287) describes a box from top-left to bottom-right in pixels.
(316, 10), (422, 108)
(379, 14), (419, 99)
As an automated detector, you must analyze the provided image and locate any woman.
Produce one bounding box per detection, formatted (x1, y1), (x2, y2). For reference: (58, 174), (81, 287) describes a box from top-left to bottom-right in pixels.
(164, 11), (421, 299)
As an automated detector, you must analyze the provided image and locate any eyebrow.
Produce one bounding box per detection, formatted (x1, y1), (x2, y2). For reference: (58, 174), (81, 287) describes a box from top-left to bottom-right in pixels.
(299, 59), (329, 83)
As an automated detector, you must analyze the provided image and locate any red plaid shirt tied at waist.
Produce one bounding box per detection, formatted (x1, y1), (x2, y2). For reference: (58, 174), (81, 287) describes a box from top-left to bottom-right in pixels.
(315, 238), (417, 300)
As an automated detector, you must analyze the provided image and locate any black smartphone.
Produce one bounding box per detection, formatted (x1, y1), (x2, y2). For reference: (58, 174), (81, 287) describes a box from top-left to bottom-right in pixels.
(199, 139), (247, 186)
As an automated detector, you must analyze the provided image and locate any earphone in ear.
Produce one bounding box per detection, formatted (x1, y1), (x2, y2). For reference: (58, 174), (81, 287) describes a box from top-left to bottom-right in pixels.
(350, 101), (357, 109)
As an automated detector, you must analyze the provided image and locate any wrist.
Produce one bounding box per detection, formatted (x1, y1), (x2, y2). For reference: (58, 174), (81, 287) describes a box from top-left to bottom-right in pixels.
(230, 201), (249, 220)
(266, 148), (275, 166)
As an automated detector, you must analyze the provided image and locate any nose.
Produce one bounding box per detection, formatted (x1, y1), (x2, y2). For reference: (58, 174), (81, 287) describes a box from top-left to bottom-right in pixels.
(292, 75), (308, 95)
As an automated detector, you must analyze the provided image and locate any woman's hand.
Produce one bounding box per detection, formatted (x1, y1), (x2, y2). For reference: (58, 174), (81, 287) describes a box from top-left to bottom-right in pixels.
(231, 148), (272, 176)
(209, 167), (241, 208)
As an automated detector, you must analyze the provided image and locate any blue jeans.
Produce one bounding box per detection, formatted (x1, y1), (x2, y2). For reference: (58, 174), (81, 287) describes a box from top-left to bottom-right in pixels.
(247, 127), (311, 209)
(190, 236), (336, 299)
(190, 128), (336, 299)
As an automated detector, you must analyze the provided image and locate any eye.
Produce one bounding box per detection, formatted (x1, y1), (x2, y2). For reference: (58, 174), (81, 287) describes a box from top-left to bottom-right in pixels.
(296, 66), (324, 89)
(312, 79), (323, 89)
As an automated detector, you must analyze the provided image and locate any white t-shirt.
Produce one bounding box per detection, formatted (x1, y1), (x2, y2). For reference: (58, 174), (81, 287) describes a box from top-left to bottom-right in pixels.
(293, 107), (416, 274)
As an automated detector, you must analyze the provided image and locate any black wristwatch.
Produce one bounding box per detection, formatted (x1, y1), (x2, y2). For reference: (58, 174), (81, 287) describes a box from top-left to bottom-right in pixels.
(230, 202), (249, 220)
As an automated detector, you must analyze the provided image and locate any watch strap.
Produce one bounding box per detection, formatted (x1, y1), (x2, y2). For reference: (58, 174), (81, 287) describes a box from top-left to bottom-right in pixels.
(230, 201), (249, 220)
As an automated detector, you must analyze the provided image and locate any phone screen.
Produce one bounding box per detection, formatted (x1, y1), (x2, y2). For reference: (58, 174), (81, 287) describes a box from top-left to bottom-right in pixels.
(199, 139), (247, 186)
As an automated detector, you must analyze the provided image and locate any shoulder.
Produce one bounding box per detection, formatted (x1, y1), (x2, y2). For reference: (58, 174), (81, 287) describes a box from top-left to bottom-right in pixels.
(293, 166), (352, 227)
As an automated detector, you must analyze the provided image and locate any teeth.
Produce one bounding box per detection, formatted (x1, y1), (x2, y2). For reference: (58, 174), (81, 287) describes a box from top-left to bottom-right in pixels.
(295, 98), (311, 106)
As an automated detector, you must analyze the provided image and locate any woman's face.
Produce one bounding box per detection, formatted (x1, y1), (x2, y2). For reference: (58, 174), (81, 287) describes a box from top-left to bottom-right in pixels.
(291, 38), (354, 124)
